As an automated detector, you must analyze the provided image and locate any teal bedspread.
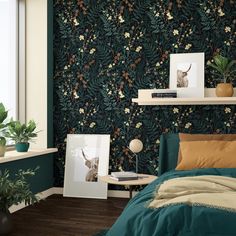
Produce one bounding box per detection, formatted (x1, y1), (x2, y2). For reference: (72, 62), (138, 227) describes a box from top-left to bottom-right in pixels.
(105, 169), (236, 236)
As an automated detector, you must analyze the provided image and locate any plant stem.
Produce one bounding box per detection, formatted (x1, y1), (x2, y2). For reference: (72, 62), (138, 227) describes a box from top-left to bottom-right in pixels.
(223, 75), (227, 83)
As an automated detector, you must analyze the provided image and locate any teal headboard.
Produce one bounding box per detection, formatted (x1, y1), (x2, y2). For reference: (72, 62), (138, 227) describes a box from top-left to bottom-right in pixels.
(159, 133), (180, 176)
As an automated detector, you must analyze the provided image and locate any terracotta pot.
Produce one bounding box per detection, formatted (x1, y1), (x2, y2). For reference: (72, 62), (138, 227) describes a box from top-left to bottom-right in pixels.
(0, 145), (6, 157)
(215, 83), (234, 97)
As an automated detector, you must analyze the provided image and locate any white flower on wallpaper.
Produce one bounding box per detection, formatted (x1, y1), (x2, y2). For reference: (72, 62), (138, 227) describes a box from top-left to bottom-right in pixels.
(89, 122), (96, 128)
(124, 108), (130, 114)
(173, 108), (179, 114)
(79, 35), (85, 40)
(185, 122), (192, 129)
(136, 122), (142, 128)
(225, 107), (231, 113)
(124, 32), (130, 38)
(89, 48), (96, 54)
(119, 15), (124, 23)
(218, 8), (225, 17)
(224, 26), (231, 33)
(173, 29), (179, 36)
(79, 108), (85, 114)
(135, 46), (142, 52)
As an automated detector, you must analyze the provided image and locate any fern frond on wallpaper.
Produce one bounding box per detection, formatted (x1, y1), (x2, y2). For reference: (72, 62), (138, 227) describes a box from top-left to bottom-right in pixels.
(53, 0), (236, 186)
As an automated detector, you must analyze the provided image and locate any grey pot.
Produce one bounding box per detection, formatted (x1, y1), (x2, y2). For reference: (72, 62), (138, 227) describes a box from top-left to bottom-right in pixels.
(0, 210), (13, 235)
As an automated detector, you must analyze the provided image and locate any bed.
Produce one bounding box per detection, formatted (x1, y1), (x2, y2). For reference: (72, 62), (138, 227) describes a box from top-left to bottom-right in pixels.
(102, 133), (236, 236)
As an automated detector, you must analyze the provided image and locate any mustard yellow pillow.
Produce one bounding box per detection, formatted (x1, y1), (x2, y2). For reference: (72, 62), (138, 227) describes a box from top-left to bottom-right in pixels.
(177, 133), (236, 164)
(176, 141), (236, 170)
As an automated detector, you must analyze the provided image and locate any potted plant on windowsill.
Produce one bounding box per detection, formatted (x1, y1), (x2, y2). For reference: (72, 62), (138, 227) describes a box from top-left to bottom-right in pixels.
(208, 54), (236, 97)
(0, 103), (9, 157)
(0, 168), (38, 235)
(6, 120), (38, 152)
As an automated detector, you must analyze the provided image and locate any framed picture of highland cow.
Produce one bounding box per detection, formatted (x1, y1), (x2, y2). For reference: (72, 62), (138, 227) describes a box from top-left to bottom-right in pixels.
(63, 134), (110, 199)
(169, 52), (205, 98)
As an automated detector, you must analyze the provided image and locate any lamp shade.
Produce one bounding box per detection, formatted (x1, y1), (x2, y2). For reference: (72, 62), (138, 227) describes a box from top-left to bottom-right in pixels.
(129, 139), (143, 153)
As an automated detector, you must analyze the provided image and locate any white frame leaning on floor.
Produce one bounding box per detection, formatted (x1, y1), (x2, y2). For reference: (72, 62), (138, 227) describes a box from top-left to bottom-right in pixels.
(63, 134), (110, 199)
(169, 52), (205, 98)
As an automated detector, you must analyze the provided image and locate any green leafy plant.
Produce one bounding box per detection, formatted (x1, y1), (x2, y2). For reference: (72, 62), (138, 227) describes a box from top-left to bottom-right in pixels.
(208, 54), (236, 83)
(0, 103), (9, 146)
(6, 120), (38, 144)
(0, 167), (39, 212)
(0, 137), (6, 146)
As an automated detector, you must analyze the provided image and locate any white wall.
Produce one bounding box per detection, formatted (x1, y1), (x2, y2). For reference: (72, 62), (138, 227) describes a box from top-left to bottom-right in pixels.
(0, 0), (17, 120)
(26, 0), (48, 148)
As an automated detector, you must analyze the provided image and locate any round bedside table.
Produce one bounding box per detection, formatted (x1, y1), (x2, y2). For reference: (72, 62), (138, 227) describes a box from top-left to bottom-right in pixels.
(99, 174), (157, 199)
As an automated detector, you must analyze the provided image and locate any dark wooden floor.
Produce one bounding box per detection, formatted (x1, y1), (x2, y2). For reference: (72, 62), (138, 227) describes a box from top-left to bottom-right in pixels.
(10, 195), (129, 236)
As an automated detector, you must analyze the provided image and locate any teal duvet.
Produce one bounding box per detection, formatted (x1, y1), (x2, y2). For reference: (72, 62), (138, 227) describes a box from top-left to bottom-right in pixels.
(105, 169), (236, 236)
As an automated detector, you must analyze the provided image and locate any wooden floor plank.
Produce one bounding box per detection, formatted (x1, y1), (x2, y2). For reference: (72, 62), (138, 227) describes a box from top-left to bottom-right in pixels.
(10, 195), (128, 236)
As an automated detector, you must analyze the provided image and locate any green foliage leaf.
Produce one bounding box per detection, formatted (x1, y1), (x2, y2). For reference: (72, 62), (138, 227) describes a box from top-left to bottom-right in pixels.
(0, 137), (6, 146)
(0, 103), (8, 124)
(97, 45), (112, 66)
(133, 0), (151, 22)
(5, 120), (38, 143)
(198, 8), (216, 31)
(100, 15), (118, 37)
(209, 54), (236, 82)
(147, 12), (164, 34)
(0, 167), (39, 212)
(143, 43), (158, 66)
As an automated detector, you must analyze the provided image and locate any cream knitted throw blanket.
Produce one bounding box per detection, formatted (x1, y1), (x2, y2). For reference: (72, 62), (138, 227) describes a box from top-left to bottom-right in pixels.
(149, 175), (236, 212)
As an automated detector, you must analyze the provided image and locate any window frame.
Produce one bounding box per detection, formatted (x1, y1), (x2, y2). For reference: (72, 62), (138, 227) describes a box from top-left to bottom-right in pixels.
(18, 0), (26, 123)
(4, 0), (26, 149)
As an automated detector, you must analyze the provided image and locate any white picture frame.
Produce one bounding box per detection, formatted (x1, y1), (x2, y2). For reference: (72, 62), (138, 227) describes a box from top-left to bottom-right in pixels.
(169, 52), (205, 98)
(63, 134), (110, 199)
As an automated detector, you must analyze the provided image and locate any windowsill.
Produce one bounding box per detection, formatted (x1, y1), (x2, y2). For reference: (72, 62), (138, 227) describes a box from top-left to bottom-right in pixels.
(0, 148), (58, 164)
(6, 145), (16, 152)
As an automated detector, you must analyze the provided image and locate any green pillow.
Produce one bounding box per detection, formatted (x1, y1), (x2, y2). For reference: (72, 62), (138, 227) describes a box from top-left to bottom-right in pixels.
(159, 133), (180, 176)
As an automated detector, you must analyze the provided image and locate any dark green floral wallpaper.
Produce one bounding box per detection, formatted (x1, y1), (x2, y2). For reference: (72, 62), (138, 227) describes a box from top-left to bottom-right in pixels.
(53, 0), (236, 186)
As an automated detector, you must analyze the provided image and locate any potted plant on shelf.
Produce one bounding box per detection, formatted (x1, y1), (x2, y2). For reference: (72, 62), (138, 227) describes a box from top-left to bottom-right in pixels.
(208, 54), (236, 97)
(0, 103), (9, 157)
(0, 168), (38, 235)
(6, 120), (38, 152)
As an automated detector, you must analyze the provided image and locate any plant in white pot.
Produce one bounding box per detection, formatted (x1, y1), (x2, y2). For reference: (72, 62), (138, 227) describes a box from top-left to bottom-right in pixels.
(0, 168), (38, 234)
(208, 54), (236, 97)
(0, 103), (9, 157)
(6, 120), (38, 152)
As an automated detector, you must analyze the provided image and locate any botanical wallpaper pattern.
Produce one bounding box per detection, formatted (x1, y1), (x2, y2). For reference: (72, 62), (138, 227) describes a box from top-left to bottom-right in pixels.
(53, 0), (236, 186)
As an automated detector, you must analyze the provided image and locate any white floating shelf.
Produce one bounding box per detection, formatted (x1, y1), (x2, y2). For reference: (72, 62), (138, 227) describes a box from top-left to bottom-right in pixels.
(132, 97), (236, 105)
(132, 88), (236, 106)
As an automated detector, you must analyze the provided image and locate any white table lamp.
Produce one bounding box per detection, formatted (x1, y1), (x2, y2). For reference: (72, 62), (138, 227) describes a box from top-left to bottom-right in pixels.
(129, 139), (143, 173)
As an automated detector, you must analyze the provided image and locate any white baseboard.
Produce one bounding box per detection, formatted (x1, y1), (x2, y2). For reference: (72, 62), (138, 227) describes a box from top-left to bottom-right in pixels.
(9, 188), (55, 213)
(53, 187), (63, 194)
(54, 187), (136, 198)
(9, 187), (134, 213)
(108, 190), (138, 198)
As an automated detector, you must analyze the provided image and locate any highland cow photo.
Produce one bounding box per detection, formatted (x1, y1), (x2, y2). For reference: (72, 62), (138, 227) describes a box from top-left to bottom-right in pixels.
(176, 62), (197, 88)
(78, 147), (99, 182)
(63, 134), (110, 199)
(170, 53), (204, 98)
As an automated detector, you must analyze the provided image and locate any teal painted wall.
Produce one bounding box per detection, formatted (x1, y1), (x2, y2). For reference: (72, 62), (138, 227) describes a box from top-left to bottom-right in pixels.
(0, 154), (54, 194)
(53, 1), (236, 187)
